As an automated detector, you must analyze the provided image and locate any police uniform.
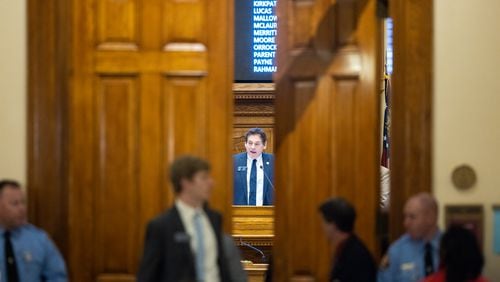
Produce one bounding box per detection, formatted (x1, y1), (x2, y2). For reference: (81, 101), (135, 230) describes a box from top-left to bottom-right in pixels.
(377, 231), (441, 282)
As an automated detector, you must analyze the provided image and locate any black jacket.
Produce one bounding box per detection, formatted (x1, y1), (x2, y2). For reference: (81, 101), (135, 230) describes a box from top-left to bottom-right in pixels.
(137, 205), (230, 282)
(330, 235), (377, 282)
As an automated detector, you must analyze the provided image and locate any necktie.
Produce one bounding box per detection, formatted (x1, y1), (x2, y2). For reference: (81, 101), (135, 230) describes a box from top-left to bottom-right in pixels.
(249, 159), (257, 205)
(424, 242), (434, 277)
(193, 213), (205, 281)
(4, 231), (19, 282)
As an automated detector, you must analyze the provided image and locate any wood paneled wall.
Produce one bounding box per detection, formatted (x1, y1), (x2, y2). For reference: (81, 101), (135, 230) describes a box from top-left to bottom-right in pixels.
(273, 0), (381, 280)
(29, 0), (233, 281)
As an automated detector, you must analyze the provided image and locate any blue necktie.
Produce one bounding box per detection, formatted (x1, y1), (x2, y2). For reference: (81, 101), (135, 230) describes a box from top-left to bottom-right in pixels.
(249, 159), (257, 205)
(193, 213), (205, 281)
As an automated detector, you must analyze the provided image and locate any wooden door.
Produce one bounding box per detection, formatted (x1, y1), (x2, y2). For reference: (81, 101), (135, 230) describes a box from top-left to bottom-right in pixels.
(69, 1), (233, 281)
(273, 0), (381, 280)
(29, 0), (233, 281)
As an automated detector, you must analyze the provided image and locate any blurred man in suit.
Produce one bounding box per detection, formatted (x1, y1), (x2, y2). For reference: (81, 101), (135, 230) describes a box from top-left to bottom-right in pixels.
(319, 197), (377, 282)
(233, 128), (274, 206)
(138, 156), (230, 282)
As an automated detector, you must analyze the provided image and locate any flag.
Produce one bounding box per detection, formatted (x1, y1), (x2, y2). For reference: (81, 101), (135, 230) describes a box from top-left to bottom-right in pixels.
(381, 75), (391, 168)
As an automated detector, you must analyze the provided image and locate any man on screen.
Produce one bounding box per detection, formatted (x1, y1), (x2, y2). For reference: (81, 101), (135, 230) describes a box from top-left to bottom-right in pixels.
(233, 128), (274, 206)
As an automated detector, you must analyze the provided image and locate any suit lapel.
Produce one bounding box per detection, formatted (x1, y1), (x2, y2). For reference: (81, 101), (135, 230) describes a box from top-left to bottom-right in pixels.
(262, 153), (269, 177)
(171, 207), (196, 275)
(262, 154), (274, 205)
(237, 154), (248, 204)
(171, 206), (187, 235)
(262, 154), (270, 201)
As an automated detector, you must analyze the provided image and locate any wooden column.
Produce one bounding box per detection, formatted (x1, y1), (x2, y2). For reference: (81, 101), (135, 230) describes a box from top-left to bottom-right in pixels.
(27, 0), (71, 259)
(389, 0), (433, 240)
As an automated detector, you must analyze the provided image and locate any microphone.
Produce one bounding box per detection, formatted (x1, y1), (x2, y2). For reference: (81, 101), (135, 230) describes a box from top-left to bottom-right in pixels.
(260, 165), (275, 190)
(239, 238), (266, 262)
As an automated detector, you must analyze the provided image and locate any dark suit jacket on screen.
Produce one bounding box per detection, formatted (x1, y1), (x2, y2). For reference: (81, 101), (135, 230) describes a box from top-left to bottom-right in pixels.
(233, 152), (274, 205)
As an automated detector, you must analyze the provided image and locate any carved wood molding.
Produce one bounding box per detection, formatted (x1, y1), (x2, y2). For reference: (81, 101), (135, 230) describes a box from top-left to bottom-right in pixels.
(233, 82), (275, 93)
(234, 83), (276, 118)
(235, 94), (275, 100)
(235, 105), (274, 117)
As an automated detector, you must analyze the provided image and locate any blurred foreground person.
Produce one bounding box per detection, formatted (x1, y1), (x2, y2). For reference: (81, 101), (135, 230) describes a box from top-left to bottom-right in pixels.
(319, 197), (376, 282)
(423, 226), (488, 282)
(378, 193), (440, 282)
(137, 156), (230, 282)
(0, 180), (67, 282)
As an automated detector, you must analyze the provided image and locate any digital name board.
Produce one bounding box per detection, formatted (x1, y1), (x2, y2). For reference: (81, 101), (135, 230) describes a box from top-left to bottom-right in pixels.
(252, 0), (277, 73)
(235, 0), (277, 81)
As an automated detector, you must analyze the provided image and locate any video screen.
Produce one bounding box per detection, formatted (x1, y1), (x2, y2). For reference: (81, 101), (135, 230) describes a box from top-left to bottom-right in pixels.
(235, 0), (277, 82)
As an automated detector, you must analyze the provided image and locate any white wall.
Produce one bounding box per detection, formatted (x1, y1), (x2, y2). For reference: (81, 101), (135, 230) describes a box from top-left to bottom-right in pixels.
(434, 0), (500, 279)
(0, 0), (26, 184)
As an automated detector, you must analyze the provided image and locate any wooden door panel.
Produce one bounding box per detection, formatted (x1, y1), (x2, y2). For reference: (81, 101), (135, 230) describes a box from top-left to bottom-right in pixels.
(288, 79), (328, 274)
(95, 77), (140, 276)
(290, 1), (314, 47)
(163, 76), (208, 157)
(163, 0), (207, 43)
(97, 0), (138, 48)
(332, 78), (357, 196)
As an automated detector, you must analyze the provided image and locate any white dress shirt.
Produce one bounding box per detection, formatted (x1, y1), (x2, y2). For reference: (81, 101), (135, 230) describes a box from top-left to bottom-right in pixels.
(246, 154), (264, 206)
(175, 200), (220, 282)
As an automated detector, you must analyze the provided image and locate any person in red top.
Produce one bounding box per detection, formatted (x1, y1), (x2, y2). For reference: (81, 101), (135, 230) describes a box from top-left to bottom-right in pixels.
(423, 225), (488, 282)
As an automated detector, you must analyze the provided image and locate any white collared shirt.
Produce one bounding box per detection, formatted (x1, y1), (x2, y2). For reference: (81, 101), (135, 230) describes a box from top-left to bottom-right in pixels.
(175, 200), (220, 282)
(246, 154), (264, 206)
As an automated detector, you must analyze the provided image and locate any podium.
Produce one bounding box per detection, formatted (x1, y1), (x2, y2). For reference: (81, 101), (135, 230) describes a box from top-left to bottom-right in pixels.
(232, 206), (274, 281)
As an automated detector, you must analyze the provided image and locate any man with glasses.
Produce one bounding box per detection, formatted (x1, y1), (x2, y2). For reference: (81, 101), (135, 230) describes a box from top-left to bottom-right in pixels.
(233, 128), (274, 206)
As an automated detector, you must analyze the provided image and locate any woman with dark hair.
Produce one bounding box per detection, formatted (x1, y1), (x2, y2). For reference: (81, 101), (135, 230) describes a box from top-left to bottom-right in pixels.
(424, 225), (488, 282)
